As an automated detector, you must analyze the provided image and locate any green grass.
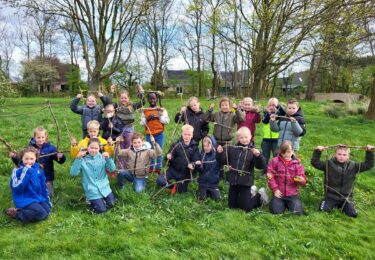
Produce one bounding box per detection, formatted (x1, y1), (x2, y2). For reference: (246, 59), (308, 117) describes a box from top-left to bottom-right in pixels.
(0, 97), (375, 259)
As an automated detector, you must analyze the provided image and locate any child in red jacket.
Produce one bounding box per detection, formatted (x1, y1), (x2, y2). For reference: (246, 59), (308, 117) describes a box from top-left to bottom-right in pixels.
(237, 97), (261, 145)
(267, 140), (306, 215)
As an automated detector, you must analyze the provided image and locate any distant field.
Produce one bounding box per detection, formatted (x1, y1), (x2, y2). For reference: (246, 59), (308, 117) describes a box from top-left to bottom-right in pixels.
(0, 97), (374, 259)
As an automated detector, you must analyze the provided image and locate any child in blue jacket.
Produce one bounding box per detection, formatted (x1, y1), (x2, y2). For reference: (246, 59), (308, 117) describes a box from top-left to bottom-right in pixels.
(197, 136), (221, 200)
(70, 138), (116, 214)
(9, 127), (66, 196)
(6, 147), (51, 223)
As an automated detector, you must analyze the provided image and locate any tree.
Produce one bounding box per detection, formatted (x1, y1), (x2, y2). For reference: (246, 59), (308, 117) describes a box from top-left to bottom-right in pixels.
(139, 0), (177, 91)
(6, 0), (145, 91)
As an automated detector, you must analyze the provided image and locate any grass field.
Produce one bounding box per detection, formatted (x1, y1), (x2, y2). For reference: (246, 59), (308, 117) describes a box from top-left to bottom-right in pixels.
(0, 97), (375, 259)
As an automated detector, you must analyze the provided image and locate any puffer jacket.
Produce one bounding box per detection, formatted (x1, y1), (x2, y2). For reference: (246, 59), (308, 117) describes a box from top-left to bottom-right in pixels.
(70, 96), (108, 130)
(117, 141), (162, 178)
(216, 143), (266, 187)
(10, 163), (50, 209)
(270, 108), (306, 151)
(11, 138), (66, 182)
(311, 150), (374, 200)
(174, 107), (209, 143)
(100, 115), (123, 140)
(70, 153), (116, 200)
(267, 155), (306, 197)
(203, 109), (244, 143)
(70, 136), (114, 159)
(167, 138), (200, 178)
(197, 136), (220, 189)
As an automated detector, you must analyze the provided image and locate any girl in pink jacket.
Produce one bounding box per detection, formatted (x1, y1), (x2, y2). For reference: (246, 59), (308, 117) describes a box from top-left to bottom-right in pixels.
(267, 140), (306, 215)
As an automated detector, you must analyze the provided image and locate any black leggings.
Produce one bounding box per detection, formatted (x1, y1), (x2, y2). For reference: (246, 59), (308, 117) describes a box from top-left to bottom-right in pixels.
(228, 185), (261, 212)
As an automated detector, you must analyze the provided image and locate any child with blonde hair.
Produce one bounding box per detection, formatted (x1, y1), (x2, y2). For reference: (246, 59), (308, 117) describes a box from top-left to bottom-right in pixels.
(267, 141), (306, 215)
(238, 97), (261, 145)
(216, 127), (268, 212)
(311, 144), (374, 217)
(175, 96), (209, 143)
(6, 147), (51, 223)
(9, 127), (66, 196)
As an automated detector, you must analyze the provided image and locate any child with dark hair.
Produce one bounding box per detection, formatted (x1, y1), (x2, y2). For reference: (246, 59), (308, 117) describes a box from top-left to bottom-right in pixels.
(100, 103), (123, 141)
(267, 141), (306, 215)
(141, 91), (170, 174)
(311, 144), (374, 217)
(70, 138), (116, 214)
(6, 147), (51, 223)
(9, 127), (66, 197)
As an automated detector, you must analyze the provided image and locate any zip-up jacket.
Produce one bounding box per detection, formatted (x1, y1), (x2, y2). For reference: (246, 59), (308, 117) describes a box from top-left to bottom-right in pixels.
(203, 109), (245, 143)
(311, 149), (374, 201)
(216, 143), (266, 187)
(100, 115), (123, 140)
(237, 110), (261, 142)
(197, 136), (220, 189)
(270, 108), (306, 151)
(167, 138), (200, 178)
(70, 153), (116, 200)
(70, 96), (108, 130)
(174, 107), (209, 143)
(10, 163), (50, 209)
(70, 136), (114, 159)
(267, 155), (306, 197)
(262, 111), (279, 140)
(117, 141), (162, 178)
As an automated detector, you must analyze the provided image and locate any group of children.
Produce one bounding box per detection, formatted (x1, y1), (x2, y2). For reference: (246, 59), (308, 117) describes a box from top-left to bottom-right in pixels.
(5, 87), (374, 223)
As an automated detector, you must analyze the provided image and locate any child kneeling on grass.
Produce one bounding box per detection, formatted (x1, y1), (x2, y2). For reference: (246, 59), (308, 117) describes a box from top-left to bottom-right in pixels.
(267, 141), (306, 215)
(311, 144), (374, 217)
(6, 147), (51, 223)
(70, 138), (116, 214)
(116, 133), (162, 192)
(216, 127), (268, 212)
(157, 124), (201, 194)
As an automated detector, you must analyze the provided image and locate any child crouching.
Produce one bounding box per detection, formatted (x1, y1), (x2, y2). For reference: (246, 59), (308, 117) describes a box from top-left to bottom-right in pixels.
(267, 141), (306, 215)
(216, 127), (268, 212)
(6, 147), (51, 223)
(70, 138), (116, 214)
(116, 133), (162, 192)
(196, 136), (221, 200)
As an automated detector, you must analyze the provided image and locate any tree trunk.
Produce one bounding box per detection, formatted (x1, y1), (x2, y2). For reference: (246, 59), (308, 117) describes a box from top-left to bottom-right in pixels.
(90, 74), (100, 92)
(365, 74), (375, 120)
(306, 50), (317, 100)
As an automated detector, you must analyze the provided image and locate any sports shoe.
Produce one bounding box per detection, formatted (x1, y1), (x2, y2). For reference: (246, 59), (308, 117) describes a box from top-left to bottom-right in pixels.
(46, 181), (54, 197)
(170, 184), (177, 195)
(258, 187), (269, 205)
(5, 208), (17, 218)
(250, 185), (257, 197)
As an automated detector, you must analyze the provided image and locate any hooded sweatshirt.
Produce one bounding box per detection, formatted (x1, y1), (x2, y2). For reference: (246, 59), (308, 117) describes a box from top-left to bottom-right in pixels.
(197, 136), (220, 189)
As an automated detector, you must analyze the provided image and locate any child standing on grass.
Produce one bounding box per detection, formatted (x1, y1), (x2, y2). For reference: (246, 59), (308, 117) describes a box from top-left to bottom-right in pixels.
(9, 127), (66, 197)
(157, 125), (201, 194)
(270, 98), (306, 152)
(216, 127), (268, 212)
(141, 92), (170, 174)
(70, 120), (114, 159)
(203, 97), (244, 146)
(70, 92), (108, 138)
(70, 138), (117, 214)
(6, 147), (51, 223)
(237, 97), (261, 145)
(116, 133), (162, 192)
(261, 97), (280, 167)
(174, 96), (209, 143)
(311, 144), (374, 217)
(267, 141), (306, 215)
(196, 136), (221, 201)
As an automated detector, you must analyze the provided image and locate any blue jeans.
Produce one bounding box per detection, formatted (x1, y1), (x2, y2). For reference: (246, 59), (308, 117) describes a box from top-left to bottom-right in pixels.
(89, 192), (116, 214)
(118, 170), (146, 193)
(146, 132), (164, 170)
(16, 202), (51, 223)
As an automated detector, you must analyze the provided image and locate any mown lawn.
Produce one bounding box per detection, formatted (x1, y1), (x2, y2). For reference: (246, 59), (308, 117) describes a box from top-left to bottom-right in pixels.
(0, 96), (374, 259)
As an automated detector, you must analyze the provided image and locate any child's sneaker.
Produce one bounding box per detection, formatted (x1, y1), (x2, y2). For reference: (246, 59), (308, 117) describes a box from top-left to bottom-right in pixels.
(154, 169), (161, 175)
(5, 208), (17, 218)
(250, 185), (257, 197)
(258, 187), (269, 205)
(170, 184), (177, 195)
